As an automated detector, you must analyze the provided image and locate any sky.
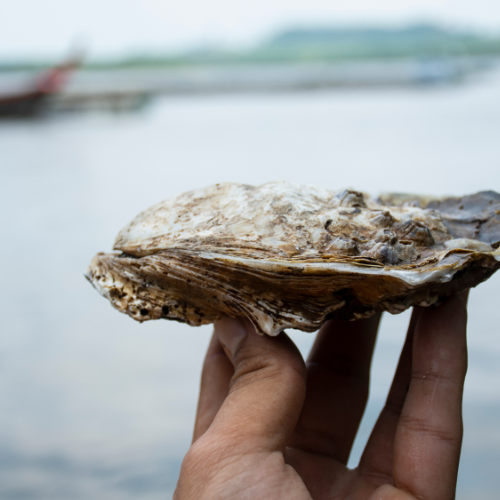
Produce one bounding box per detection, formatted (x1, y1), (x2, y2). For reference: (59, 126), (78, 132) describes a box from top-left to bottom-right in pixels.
(1, 0), (500, 59)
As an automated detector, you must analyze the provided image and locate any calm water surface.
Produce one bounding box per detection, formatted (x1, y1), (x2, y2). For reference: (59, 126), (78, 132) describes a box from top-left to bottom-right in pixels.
(1, 70), (500, 499)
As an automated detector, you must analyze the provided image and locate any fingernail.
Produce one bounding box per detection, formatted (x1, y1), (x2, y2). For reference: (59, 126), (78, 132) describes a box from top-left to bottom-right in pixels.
(215, 317), (247, 358)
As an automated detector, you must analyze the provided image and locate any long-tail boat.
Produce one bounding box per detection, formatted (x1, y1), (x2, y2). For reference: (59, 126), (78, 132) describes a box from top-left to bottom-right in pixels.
(0, 56), (80, 118)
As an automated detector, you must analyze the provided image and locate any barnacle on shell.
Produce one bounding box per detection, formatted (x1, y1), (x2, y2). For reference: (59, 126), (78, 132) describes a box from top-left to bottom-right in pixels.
(325, 237), (358, 256)
(369, 210), (395, 228)
(335, 189), (366, 209)
(398, 220), (435, 246)
(86, 182), (500, 336)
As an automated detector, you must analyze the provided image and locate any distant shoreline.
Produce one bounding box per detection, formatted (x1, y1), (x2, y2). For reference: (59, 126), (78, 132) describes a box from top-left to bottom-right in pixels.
(2, 23), (500, 72)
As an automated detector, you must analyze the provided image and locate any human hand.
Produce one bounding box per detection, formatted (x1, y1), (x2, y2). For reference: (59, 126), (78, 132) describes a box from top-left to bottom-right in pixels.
(174, 294), (468, 500)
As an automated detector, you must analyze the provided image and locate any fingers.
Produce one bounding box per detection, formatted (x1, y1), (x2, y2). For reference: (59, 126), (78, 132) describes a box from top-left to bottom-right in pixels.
(368, 484), (417, 500)
(393, 295), (468, 500)
(192, 332), (234, 443)
(204, 317), (307, 454)
(289, 313), (381, 464)
(359, 308), (420, 483)
(360, 292), (470, 483)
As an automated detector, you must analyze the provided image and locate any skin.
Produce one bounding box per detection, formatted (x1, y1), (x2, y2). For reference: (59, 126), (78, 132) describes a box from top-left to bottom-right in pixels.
(174, 294), (469, 500)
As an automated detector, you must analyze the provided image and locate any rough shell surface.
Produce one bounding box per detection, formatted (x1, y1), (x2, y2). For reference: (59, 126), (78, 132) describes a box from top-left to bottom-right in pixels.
(86, 182), (500, 335)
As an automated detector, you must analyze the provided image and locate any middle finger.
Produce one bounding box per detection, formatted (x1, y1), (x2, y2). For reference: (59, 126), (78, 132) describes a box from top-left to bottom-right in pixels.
(289, 313), (381, 464)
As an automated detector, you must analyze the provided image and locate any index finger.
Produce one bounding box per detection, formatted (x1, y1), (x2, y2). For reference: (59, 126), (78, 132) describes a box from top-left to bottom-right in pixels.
(192, 332), (233, 443)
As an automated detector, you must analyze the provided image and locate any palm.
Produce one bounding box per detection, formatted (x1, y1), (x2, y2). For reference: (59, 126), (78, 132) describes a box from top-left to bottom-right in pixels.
(283, 450), (385, 499)
(226, 450), (373, 500)
(178, 296), (467, 500)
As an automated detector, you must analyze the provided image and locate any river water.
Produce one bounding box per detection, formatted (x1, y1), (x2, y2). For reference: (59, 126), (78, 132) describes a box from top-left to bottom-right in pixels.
(1, 69), (499, 499)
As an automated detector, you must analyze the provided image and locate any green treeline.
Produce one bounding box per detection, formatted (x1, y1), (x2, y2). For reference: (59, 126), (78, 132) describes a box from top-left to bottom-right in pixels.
(2, 24), (500, 71)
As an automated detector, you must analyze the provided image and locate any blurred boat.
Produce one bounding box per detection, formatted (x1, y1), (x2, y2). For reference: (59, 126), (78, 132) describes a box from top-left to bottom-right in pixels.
(0, 56), (80, 118)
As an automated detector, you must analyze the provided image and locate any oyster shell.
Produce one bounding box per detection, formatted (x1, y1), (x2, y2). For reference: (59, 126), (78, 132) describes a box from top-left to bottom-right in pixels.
(86, 182), (500, 336)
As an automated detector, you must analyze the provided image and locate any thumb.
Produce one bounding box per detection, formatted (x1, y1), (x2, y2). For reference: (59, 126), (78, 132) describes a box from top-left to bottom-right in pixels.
(209, 317), (306, 454)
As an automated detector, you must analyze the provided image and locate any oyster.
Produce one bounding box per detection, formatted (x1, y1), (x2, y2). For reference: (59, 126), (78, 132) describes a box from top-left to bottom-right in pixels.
(86, 182), (500, 336)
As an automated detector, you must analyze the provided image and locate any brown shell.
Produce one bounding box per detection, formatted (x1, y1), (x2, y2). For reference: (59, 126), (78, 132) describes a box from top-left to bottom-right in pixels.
(86, 183), (500, 335)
